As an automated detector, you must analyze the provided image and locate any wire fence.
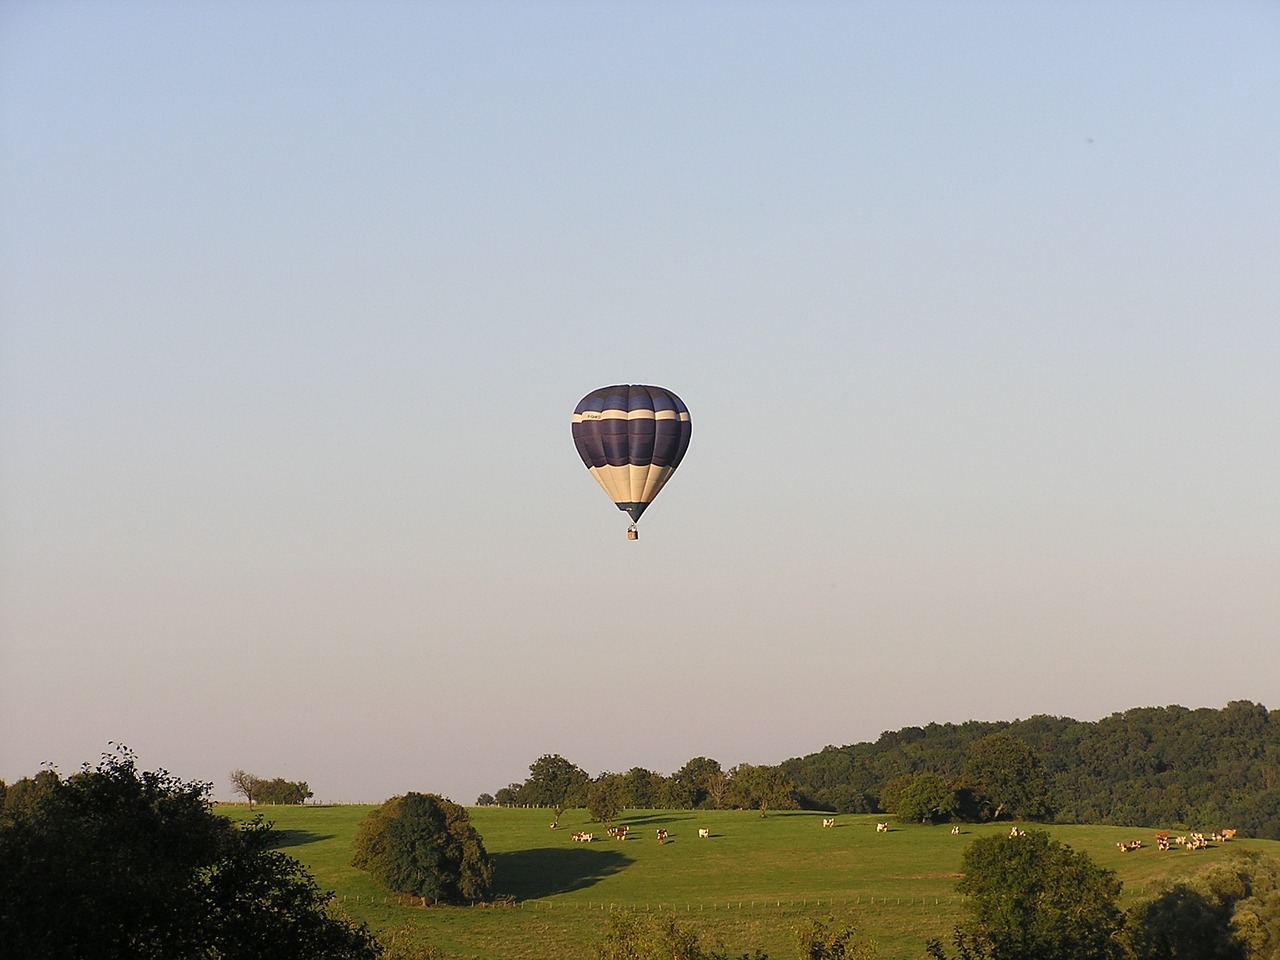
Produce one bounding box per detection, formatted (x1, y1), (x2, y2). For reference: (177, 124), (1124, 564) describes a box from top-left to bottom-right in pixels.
(337, 894), (967, 911)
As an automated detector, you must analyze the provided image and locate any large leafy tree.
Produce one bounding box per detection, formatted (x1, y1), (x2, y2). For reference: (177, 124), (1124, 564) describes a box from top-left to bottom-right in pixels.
(257, 777), (314, 805)
(928, 829), (1125, 960)
(1122, 850), (1280, 960)
(726, 763), (797, 817)
(664, 757), (723, 809)
(518, 754), (590, 809)
(621, 766), (665, 809)
(0, 769), (60, 825)
(962, 733), (1054, 821)
(587, 773), (627, 824)
(0, 747), (379, 960)
(1122, 882), (1242, 960)
(351, 792), (492, 904)
(1228, 852), (1280, 959)
(894, 772), (959, 824)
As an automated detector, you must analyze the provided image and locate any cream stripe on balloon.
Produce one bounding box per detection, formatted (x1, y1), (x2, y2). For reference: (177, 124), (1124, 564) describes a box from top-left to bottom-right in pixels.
(571, 409), (688, 424)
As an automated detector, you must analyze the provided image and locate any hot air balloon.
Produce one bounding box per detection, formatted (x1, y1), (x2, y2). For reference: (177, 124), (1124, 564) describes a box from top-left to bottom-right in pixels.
(571, 384), (691, 539)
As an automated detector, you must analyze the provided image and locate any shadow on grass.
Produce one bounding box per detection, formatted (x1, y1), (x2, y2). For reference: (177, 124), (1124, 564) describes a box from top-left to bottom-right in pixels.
(269, 829), (335, 847)
(493, 847), (632, 900)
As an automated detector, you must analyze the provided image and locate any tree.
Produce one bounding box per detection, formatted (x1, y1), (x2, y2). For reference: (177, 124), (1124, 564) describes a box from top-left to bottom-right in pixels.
(351, 792), (492, 904)
(1122, 882), (1242, 960)
(894, 773), (959, 824)
(704, 767), (730, 810)
(256, 778), (313, 805)
(1227, 852), (1280, 959)
(876, 775), (914, 816)
(726, 763), (797, 817)
(595, 913), (767, 960)
(230, 769), (264, 808)
(794, 915), (878, 959)
(0, 768), (60, 826)
(587, 773), (627, 824)
(666, 757), (723, 808)
(519, 754), (589, 809)
(927, 829), (1125, 960)
(961, 733), (1053, 822)
(621, 766), (665, 809)
(493, 784), (520, 805)
(1122, 850), (1280, 960)
(0, 746), (380, 960)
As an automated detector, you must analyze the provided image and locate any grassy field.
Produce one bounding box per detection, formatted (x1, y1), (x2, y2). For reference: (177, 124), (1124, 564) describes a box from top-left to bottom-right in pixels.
(217, 804), (1277, 959)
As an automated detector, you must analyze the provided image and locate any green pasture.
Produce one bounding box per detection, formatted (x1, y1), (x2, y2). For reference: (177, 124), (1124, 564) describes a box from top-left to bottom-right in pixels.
(216, 804), (1278, 960)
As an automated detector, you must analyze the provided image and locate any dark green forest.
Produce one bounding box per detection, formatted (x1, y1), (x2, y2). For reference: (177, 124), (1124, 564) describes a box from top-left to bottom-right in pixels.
(782, 700), (1280, 837)
(489, 701), (1280, 839)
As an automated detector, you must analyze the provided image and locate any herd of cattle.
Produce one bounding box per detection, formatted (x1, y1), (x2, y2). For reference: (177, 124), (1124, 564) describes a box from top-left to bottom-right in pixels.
(1128, 829), (1237, 852)
(553, 818), (1240, 850)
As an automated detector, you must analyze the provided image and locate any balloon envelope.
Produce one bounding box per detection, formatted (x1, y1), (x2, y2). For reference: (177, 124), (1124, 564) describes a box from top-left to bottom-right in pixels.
(571, 384), (691, 522)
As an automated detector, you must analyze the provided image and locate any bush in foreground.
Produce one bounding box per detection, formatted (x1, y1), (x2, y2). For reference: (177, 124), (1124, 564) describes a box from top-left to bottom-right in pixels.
(595, 913), (769, 960)
(927, 829), (1124, 960)
(0, 747), (379, 960)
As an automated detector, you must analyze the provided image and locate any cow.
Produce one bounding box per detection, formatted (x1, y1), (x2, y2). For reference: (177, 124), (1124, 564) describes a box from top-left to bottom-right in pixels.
(822, 818), (835, 828)
(876, 822), (889, 833)
(698, 828), (710, 838)
(951, 824), (961, 835)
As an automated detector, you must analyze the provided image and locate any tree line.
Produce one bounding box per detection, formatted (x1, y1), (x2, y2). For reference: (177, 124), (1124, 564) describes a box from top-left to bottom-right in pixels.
(782, 700), (1279, 838)
(481, 754), (798, 822)
(483, 701), (1280, 838)
(229, 769), (314, 806)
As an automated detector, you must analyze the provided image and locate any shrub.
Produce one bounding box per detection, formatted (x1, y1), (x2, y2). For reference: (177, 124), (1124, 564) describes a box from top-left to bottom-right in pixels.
(351, 792), (492, 904)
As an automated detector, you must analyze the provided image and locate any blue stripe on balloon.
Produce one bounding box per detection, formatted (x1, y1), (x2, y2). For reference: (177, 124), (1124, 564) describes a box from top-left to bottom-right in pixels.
(572, 385), (691, 473)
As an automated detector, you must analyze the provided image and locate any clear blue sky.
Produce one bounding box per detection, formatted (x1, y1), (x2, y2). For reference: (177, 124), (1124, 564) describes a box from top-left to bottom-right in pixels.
(2, 1), (1277, 804)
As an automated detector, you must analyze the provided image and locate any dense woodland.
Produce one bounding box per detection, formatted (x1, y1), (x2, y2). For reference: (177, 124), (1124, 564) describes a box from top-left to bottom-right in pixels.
(783, 700), (1280, 837)
(487, 701), (1280, 839)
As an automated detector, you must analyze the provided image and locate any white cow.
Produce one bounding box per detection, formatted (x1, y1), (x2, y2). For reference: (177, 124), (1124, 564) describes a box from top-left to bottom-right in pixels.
(822, 818), (835, 828)
(876, 822), (889, 833)
(698, 828), (710, 838)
